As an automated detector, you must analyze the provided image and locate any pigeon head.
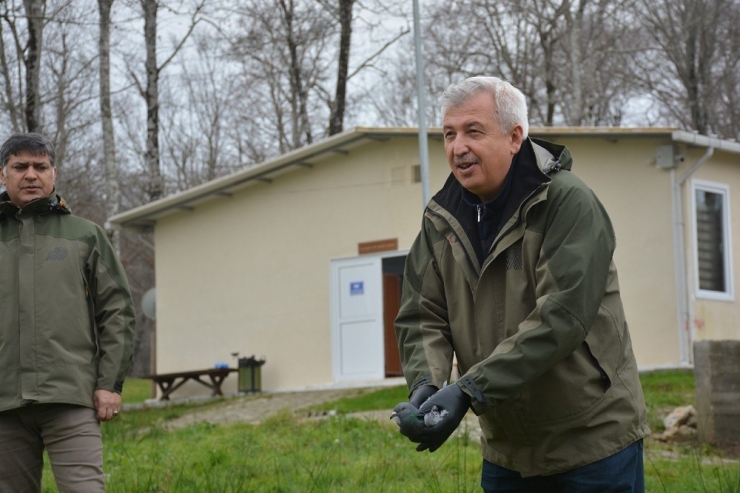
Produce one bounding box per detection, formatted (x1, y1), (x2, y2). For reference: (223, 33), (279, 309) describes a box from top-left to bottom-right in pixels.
(390, 402), (426, 438)
(390, 402), (419, 426)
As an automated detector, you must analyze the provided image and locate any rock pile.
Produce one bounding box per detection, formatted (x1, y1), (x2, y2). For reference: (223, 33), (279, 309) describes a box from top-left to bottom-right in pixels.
(653, 405), (698, 443)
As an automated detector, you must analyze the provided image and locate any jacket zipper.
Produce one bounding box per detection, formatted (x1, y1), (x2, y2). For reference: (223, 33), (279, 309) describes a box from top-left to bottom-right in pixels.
(480, 183), (548, 273)
(428, 177), (550, 278)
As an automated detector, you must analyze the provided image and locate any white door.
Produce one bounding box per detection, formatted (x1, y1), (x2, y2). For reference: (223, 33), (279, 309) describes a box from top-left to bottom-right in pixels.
(330, 256), (384, 382)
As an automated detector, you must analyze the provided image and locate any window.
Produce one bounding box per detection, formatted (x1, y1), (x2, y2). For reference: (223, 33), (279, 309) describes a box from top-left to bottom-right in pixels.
(411, 164), (422, 184)
(691, 179), (734, 300)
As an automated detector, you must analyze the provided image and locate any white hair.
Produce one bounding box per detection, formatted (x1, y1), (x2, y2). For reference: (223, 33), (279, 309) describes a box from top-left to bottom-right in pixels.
(441, 76), (529, 138)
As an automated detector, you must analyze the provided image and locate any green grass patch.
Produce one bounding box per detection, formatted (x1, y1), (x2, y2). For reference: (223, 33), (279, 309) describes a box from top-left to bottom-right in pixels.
(121, 378), (154, 404)
(640, 369), (695, 433)
(645, 445), (740, 493)
(309, 385), (409, 414)
(37, 370), (739, 492)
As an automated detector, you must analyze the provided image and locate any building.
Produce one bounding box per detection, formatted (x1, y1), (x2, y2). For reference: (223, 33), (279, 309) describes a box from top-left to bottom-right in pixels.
(108, 127), (740, 396)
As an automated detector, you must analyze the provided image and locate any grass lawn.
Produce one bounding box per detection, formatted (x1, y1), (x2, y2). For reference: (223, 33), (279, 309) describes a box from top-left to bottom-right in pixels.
(120, 377), (155, 405)
(39, 371), (739, 492)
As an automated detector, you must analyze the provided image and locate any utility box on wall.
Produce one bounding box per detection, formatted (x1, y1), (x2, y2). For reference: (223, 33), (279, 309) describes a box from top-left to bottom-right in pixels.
(693, 340), (740, 447)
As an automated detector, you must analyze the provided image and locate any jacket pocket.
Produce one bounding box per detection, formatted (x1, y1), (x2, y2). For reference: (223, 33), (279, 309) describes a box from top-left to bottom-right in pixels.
(583, 304), (623, 386)
(516, 340), (608, 425)
(36, 263), (96, 365)
(80, 275), (100, 360)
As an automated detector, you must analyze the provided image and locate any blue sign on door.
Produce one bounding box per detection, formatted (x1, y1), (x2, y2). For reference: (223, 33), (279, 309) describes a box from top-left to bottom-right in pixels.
(350, 281), (364, 295)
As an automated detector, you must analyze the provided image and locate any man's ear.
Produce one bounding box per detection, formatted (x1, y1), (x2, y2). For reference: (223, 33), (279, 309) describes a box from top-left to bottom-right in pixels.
(509, 125), (524, 154)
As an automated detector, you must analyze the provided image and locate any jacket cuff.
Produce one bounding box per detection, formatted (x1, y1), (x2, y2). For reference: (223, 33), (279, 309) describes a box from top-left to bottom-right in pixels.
(457, 374), (489, 415)
(408, 376), (433, 399)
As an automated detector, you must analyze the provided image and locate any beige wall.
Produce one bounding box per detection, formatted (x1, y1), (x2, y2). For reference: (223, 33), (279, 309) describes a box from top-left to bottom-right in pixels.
(152, 133), (739, 396)
(154, 137), (449, 395)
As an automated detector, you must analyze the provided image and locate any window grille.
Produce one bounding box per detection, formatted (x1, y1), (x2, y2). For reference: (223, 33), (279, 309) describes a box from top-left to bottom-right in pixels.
(692, 180), (734, 300)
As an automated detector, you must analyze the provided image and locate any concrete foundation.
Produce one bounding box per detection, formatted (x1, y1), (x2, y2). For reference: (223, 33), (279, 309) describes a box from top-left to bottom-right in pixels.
(693, 340), (740, 447)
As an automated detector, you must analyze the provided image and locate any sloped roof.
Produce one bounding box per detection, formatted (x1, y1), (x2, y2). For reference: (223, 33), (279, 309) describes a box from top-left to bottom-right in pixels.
(107, 126), (740, 231)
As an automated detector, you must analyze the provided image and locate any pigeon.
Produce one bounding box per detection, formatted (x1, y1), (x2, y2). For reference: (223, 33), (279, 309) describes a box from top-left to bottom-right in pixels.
(391, 401), (449, 439)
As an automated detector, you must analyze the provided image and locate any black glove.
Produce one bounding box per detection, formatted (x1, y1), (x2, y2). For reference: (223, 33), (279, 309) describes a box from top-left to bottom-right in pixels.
(409, 384), (438, 409)
(414, 383), (471, 452)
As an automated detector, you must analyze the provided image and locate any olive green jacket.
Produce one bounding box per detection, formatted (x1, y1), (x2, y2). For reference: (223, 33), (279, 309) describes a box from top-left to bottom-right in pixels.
(0, 192), (135, 412)
(395, 138), (650, 477)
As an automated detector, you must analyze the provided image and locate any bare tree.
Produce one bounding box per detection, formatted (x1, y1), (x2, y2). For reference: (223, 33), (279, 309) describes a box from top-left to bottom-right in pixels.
(373, 0), (637, 128)
(0, 0), (51, 134)
(230, 0), (408, 153)
(556, 0), (638, 126)
(43, 1), (100, 171)
(98, 0), (120, 247)
(129, 0), (204, 202)
(633, 0), (740, 139)
(0, 4), (24, 133)
(161, 33), (241, 189)
(23, 0), (46, 132)
(231, 0), (333, 152)
(327, 0), (354, 135)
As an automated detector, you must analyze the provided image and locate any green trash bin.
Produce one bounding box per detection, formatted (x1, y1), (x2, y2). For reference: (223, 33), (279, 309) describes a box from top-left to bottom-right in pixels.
(238, 356), (266, 393)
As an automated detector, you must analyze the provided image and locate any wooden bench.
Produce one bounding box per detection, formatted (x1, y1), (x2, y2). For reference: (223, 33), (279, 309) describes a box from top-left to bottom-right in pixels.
(145, 368), (237, 401)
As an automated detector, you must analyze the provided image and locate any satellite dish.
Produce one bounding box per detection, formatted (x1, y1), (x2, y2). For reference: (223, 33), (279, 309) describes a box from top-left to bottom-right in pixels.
(141, 288), (156, 320)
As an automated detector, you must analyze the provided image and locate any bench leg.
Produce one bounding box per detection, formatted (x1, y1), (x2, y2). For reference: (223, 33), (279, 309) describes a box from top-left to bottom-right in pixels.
(157, 378), (189, 400)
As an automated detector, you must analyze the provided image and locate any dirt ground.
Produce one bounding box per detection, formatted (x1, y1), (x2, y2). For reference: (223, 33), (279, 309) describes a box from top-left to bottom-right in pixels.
(163, 387), (367, 429)
(145, 386), (482, 441)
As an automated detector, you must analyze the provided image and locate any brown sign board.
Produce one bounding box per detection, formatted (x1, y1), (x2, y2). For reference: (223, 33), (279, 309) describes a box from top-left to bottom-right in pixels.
(358, 238), (398, 255)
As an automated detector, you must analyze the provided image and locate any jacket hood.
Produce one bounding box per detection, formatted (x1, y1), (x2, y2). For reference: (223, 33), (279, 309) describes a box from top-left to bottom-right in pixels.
(530, 137), (572, 173)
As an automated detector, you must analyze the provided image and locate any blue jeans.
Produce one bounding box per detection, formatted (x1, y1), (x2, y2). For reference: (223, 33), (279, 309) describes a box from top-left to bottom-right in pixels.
(481, 439), (644, 493)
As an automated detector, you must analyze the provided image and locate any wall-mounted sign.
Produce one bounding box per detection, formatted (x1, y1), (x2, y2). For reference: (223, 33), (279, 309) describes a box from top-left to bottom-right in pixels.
(350, 281), (364, 295)
(358, 238), (398, 255)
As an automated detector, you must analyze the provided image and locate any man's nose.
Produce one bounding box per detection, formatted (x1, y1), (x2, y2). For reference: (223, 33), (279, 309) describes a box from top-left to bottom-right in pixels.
(451, 135), (470, 156)
(24, 167), (38, 179)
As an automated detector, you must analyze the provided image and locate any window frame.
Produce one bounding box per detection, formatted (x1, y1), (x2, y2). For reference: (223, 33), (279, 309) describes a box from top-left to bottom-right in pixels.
(690, 179), (735, 301)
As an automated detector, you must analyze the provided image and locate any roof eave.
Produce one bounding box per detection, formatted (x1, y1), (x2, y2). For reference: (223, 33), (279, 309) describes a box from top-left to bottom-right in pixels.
(108, 126), (740, 230)
(108, 127), (421, 230)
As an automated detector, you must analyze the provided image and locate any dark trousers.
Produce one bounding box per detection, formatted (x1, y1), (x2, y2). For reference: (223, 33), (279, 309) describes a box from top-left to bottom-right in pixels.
(0, 404), (104, 493)
(481, 439), (644, 493)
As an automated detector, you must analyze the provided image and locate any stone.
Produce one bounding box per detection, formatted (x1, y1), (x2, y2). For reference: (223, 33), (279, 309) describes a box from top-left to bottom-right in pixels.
(694, 340), (740, 447)
(653, 405), (698, 443)
(663, 405), (697, 430)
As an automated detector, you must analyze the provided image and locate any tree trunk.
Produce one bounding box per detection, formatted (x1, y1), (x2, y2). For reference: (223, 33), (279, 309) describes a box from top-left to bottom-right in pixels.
(279, 0), (312, 147)
(0, 18), (22, 133)
(98, 0), (120, 248)
(143, 0), (162, 201)
(541, 34), (556, 126)
(23, 0), (45, 133)
(565, 1), (583, 125)
(53, 32), (68, 169)
(329, 0), (354, 136)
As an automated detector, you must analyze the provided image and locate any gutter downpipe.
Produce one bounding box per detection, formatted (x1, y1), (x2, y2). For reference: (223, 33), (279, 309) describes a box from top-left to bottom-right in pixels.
(671, 145), (714, 365)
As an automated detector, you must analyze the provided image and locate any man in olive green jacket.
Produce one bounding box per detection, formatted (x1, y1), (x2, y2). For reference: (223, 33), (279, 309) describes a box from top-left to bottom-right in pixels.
(394, 77), (649, 492)
(0, 133), (135, 492)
